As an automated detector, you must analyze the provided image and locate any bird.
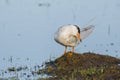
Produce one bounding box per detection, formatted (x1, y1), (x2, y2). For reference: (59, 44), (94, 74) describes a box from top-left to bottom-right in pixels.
(54, 24), (95, 55)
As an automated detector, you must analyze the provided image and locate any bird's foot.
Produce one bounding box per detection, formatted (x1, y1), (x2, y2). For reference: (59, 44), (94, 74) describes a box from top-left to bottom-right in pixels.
(68, 52), (73, 57)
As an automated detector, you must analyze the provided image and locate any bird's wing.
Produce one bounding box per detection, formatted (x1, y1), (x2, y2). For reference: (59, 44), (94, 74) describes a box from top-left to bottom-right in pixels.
(81, 25), (95, 40)
(66, 35), (77, 43)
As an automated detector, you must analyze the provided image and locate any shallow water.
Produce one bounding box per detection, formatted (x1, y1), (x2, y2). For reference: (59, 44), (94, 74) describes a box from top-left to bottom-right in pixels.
(0, 0), (120, 79)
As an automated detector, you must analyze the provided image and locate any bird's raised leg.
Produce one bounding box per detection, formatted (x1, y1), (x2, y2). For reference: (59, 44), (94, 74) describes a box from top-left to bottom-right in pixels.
(64, 46), (67, 54)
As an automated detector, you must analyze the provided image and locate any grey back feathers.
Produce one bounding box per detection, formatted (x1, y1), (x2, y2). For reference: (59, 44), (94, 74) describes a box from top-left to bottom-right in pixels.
(80, 25), (95, 40)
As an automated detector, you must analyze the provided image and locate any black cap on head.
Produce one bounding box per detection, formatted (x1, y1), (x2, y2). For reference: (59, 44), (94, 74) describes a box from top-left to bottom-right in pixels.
(74, 25), (80, 34)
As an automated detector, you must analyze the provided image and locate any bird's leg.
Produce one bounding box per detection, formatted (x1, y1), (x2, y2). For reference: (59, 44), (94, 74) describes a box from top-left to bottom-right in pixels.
(72, 46), (74, 53)
(64, 46), (67, 54)
(69, 46), (74, 56)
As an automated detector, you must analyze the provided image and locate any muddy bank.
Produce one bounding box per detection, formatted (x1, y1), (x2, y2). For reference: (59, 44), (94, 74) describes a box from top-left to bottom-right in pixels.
(37, 52), (120, 80)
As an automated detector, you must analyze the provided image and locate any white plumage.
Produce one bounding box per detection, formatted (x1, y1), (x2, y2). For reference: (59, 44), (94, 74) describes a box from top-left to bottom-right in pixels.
(54, 24), (94, 54)
(54, 25), (80, 46)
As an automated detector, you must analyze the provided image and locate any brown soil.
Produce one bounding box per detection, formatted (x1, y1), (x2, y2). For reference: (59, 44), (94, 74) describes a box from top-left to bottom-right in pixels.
(37, 52), (120, 80)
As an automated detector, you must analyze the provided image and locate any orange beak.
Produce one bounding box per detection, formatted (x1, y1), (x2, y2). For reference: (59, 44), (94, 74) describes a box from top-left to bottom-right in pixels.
(77, 33), (82, 42)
